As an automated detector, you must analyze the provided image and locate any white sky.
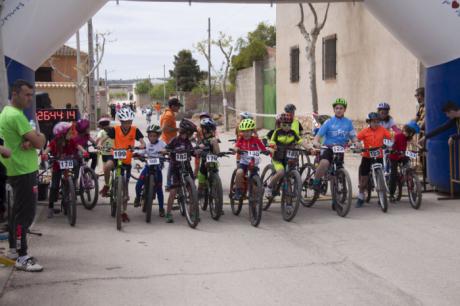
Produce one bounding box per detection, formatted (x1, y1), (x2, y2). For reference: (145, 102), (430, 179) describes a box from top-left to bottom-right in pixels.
(65, 1), (276, 81)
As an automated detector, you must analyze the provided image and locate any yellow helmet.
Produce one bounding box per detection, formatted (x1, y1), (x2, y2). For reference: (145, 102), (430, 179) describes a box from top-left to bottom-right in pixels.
(239, 118), (256, 131)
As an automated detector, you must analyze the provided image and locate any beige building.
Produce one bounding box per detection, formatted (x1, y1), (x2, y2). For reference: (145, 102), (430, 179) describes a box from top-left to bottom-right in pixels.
(276, 2), (424, 125)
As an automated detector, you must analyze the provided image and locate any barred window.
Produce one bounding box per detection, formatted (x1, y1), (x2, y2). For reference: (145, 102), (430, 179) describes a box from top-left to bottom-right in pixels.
(322, 34), (337, 80)
(290, 47), (300, 83)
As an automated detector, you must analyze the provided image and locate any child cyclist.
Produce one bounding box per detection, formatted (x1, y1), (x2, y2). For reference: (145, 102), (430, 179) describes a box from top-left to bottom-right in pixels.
(96, 117), (113, 190)
(388, 121), (420, 202)
(134, 124), (166, 217)
(197, 118), (220, 201)
(265, 113), (305, 198)
(100, 108), (146, 222)
(355, 112), (392, 208)
(233, 118), (267, 200)
(74, 118), (98, 170)
(377, 102), (401, 133)
(165, 119), (198, 223)
(42, 122), (89, 218)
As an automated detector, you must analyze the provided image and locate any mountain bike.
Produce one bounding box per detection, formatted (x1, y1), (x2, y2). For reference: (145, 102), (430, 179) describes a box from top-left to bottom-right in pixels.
(391, 150), (423, 209)
(77, 156), (99, 210)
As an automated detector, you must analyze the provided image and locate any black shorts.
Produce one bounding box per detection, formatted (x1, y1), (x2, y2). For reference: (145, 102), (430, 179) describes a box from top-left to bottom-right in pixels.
(359, 157), (383, 176)
(319, 148), (344, 164)
(102, 155), (113, 163)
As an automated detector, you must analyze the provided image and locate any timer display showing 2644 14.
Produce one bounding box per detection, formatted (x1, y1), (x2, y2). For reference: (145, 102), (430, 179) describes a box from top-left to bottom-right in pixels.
(36, 109), (78, 122)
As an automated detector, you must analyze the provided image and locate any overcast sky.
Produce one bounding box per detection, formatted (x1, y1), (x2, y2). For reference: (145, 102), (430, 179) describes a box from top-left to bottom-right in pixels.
(65, 1), (276, 81)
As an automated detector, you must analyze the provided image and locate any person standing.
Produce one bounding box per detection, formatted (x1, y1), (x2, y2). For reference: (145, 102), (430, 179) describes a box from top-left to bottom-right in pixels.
(0, 80), (46, 272)
(414, 87), (425, 136)
(155, 102), (161, 122)
(160, 98), (182, 145)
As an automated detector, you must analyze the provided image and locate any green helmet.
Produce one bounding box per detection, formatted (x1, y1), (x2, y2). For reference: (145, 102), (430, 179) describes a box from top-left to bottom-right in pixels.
(146, 124), (162, 134)
(239, 118), (256, 131)
(333, 98), (348, 108)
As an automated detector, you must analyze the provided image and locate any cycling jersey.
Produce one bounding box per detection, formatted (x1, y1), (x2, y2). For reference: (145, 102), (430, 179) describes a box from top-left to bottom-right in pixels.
(357, 126), (391, 158)
(291, 118), (304, 136)
(145, 139), (166, 158)
(318, 116), (356, 146)
(108, 125), (143, 165)
(269, 129), (301, 146)
(388, 133), (409, 161)
(235, 136), (266, 165)
(379, 117), (400, 133)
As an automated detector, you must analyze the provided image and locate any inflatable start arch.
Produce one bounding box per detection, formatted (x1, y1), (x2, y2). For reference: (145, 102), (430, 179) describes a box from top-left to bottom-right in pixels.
(2, 0), (460, 191)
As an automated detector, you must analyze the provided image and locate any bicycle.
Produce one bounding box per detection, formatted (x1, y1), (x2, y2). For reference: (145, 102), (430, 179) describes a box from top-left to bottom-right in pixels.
(390, 150), (423, 209)
(300, 145), (353, 217)
(229, 149), (266, 227)
(165, 149), (200, 229)
(77, 153), (99, 210)
(262, 147), (304, 222)
(198, 149), (232, 221)
(353, 146), (389, 213)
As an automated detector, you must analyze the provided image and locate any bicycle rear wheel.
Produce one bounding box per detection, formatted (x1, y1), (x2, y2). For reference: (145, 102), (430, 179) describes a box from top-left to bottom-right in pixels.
(183, 176), (199, 228)
(300, 163), (319, 207)
(63, 177), (77, 226)
(261, 164), (276, 210)
(375, 168), (388, 213)
(248, 175), (263, 227)
(281, 170), (301, 222)
(80, 167), (99, 210)
(209, 173), (223, 221)
(230, 169), (243, 215)
(145, 174), (154, 223)
(116, 176), (124, 230)
(333, 168), (353, 218)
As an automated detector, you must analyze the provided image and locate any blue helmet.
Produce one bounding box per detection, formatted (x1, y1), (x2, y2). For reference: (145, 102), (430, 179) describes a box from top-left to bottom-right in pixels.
(405, 120), (420, 134)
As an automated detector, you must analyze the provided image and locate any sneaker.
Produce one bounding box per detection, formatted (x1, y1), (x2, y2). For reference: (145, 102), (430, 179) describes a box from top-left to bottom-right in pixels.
(134, 196), (141, 208)
(159, 208), (165, 217)
(47, 208), (54, 219)
(121, 213), (130, 223)
(15, 256), (43, 272)
(264, 187), (273, 199)
(7, 248), (18, 260)
(100, 185), (109, 197)
(165, 213), (174, 223)
(355, 198), (364, 208)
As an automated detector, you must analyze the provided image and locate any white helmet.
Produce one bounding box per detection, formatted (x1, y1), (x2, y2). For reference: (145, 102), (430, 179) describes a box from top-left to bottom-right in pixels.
(240, 111), (253, 119)
(117, 108), (135, 121)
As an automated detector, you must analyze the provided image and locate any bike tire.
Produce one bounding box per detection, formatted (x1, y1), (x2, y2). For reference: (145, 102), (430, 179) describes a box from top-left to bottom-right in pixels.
(80, 167), (99, 210)
(110, 174), (116, 217)
(209, 173), (223, 221)
(375, 168), (388, 213)
(199, 188), (208, 211)
(229, 169), (243, 216)
(184, 176), (199, 228)
(64, 178), (77, 226)
(248, 175), (263, 227)
(334, 168), (353, 218)
(366, 173), (373, 203)
(145, 174), (154, 223)
(280, 170), (301, 222)
(300, 163), (319, 207)
(116, 176), (124, 230)
(261, 164), (276, 211)
(407, 171), (422, 209)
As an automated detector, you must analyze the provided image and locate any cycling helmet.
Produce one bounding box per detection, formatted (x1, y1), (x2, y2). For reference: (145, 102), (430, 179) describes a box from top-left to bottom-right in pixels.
(405, 120), (420, 135)
(53, 122), (72, 138)
(279, 112), (294, 124)
(98, 117), (111, 125)
(117, 108), (135, 121)
(239, 118), (256, 131)
(146, 124), (162, 134)
(284, 104), (297, 113)
(377, 102), (391, 110)
(179, 118), (197, 133)
(366, 112), (380, 122)
(333, 98), (348, 108)
(200, 118), (216, 131)
(76, 118), (90, 133)
(199, 112), (211, 119)
(240, 112), (253, 119)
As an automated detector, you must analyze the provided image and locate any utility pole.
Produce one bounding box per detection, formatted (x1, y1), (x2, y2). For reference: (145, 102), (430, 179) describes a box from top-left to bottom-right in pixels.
(87, 18), (96, 129)
(163, 64), (166, 105)
(76, 29), (84, 112)
(0, 1), (9, 110)
(95, 33), (100, 113)
(207, 17), (211, 114)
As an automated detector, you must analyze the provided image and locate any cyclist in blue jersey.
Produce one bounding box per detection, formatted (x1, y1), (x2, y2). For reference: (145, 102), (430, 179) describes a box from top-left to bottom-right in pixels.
(311, 98), (361, 191)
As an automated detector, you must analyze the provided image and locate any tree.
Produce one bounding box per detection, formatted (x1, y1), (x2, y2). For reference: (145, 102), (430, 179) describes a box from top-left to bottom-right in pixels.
(148, 79), (176, 101)
(135, 79), (153, 95)
(247, 22), (276, 48)
(297, 3), (330, 114)
(169, 50), (204, 92)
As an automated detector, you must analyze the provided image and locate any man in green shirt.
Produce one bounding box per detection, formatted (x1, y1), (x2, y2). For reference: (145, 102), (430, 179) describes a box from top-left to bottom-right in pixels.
(0, 80), (46, 272)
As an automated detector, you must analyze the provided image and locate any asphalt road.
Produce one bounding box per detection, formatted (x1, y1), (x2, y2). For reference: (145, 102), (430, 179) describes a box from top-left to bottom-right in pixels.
(1, 112), (460, 305)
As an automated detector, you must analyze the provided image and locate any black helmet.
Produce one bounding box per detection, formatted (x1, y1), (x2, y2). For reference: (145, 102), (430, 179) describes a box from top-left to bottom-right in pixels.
(284, 104), (296, 113)
(200, 118), (216, 131)
(179, 118), (197, 133)
(366, 112), (380, 122)
(146, 124), (162, 134)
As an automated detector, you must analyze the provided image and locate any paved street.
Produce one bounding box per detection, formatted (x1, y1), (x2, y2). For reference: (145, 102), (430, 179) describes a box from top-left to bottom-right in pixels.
(1, 113), (460, 305)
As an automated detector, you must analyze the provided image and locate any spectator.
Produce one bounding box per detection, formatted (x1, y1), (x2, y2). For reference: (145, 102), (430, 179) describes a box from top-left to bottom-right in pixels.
(155, 102), (161, 121)
(160, 98), (182, 144)
(0, 79), (46, 272)
(415, 87), (425, 135)
(420, 101), (460, 146)
(110, 104), (116, 120)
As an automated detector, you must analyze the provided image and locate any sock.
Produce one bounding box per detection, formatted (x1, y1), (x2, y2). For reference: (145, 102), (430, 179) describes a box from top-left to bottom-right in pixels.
(358, 193), (365, 200)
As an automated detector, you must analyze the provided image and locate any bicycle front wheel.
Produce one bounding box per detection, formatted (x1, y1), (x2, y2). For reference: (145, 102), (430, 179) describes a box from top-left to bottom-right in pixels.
(80, 167), (99, 210)
(248, 175), (263, 227)
(300, 163), (319, 207)
(333, 168), (353, 218)
(375, 168), (388, 213)
(116, 176), (124, 230)
(261, 164), (276, 211)
(145, 174), (154, 223)
(407, 170), (422, 209)
(280, 170), (301, 222)
(184, 176), (199, 228)
(209, 173), (223, 221)
(63, 177), (77, 226)
(230, 169), (243, 215)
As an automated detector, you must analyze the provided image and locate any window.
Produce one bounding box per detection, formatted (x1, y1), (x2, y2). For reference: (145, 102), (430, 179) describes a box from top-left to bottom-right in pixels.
(322, 35), (337, 80)
(290, 47), (300, 83)
(35, 67), (53, 82)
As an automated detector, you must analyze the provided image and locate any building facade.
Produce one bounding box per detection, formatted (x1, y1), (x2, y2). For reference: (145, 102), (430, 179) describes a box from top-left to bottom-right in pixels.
(276, 2), (424, 125)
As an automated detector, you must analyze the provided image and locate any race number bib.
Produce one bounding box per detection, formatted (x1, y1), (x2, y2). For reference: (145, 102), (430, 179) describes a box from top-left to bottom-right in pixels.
(113, 149), (127, 159)
(59, 160), (74, 170)
(405, 151), (417, 159)
(147, 158), (160, 166)
(383, 139), (394, 147)
(332, 146), (345, 154)
(369, 149), (380, 158)
(247, 151), (260, 158)
(206, 154), (218, 163)
(176, 153), (188, 162)
(286, 150), (299, 159)
(242, 151), (260, 166)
